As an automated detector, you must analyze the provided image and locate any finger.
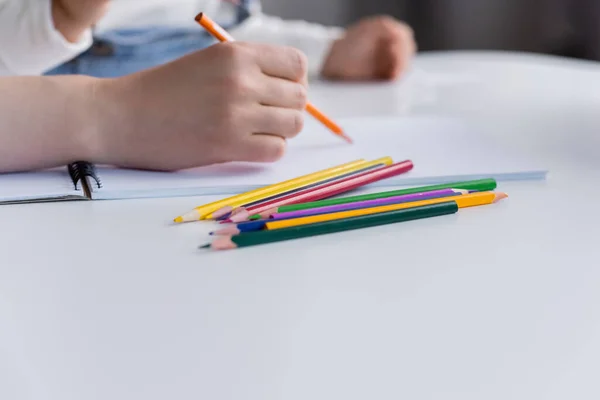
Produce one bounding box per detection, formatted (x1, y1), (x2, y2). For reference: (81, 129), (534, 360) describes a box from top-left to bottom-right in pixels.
(236, 134), (288, 163)
(411, 30), (418, 54)
(257, 76), (308, 109)
(377, 36), (412, 80)
(253, 44), (308, 82)
(375, 37), (396, 80)
(250, 105), (305, 139)
(376, 17), (414, 41)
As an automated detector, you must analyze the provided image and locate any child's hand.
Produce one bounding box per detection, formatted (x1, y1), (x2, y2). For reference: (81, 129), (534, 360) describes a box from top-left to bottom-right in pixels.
(91, 42), (308, 171)
(52, 0), (111, 42)
(321, 16), (416, 81)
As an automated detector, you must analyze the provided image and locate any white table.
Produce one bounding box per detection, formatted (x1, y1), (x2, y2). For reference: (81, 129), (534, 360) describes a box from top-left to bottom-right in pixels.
(1, 51), (600, 400)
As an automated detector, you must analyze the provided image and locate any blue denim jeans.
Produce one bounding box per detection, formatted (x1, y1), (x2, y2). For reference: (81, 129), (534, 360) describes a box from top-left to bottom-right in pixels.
(45, 28), (218, 78)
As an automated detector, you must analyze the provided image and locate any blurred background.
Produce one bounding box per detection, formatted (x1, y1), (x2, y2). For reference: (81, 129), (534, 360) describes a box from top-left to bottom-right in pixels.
(262, 0), (600, 61)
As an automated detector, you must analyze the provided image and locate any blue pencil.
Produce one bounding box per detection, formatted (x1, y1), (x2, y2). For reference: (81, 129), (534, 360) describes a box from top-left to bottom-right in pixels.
(210, 188), (471, 236)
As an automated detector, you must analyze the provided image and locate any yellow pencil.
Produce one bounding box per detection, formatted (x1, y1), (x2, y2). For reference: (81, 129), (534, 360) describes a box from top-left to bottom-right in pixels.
(174, 158), (392, 222)
(264, 192), (508, 230)
(203, 156), (394, 220)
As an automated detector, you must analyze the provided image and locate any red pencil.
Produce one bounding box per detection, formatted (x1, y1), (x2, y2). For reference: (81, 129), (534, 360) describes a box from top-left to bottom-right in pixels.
(226, 160), (414, 223)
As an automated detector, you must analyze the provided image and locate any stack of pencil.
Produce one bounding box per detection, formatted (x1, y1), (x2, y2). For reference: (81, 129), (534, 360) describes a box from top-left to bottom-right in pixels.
(172, 158), (508, 251)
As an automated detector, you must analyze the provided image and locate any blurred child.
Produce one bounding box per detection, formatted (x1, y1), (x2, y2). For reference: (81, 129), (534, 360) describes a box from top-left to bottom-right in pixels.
(0, 0), (416, 174)
(0, 0), (416, 81)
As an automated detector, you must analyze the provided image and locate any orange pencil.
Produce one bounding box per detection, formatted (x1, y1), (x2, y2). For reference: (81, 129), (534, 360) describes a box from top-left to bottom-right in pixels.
(195, 12), (351, 143)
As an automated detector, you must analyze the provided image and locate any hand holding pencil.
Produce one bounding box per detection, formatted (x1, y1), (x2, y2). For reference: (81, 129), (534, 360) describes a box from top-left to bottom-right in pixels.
(195, 12), (351, 143)
(96, 39), (313, 171)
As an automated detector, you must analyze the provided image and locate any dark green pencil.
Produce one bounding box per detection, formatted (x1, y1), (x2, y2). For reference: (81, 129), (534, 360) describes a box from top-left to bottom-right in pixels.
(200, 202), (459, 250)
(248, 178), (496, 220)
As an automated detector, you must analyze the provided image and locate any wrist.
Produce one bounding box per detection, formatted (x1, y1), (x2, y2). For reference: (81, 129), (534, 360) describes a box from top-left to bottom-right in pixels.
(82, 76), (141, 166)
(66, 76), (123, 164)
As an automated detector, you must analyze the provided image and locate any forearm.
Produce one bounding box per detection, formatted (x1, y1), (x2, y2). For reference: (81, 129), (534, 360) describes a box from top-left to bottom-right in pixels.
(0, 76), (99, 173)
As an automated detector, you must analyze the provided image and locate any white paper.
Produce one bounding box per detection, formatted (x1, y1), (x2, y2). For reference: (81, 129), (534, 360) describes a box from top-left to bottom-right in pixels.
(94, 116), (547, 199)
(0, 116), (548, 203)
(0, 168), (81, 203)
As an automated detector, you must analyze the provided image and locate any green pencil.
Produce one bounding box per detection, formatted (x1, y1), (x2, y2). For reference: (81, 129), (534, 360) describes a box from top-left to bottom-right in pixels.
(201, 202), (459, 250)
(247, 178), (496, 220)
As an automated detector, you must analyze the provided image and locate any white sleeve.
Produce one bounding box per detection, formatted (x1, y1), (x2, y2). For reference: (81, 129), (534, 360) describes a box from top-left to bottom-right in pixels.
(0, 0), (93, 76)
(228, 13), (345, 77)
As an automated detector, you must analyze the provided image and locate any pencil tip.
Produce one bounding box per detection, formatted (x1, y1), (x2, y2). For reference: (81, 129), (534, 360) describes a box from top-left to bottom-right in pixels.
(258, 208), (278, 219)
(211, 206), (233, 220)
(198, 243), (211, 249)
(176, 210), (201, 223)
(341, 133), (353, 144)
(220, 219), (232, 224)
(211, 236), (237, 251)
(230, 210), (250, 223)
(495, 192), (509, 202)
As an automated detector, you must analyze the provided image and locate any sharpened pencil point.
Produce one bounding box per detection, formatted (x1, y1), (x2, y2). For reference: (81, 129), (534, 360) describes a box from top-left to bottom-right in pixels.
(341, 133), (353, 144)
(211, 206), (233, 220)
(211, 236), (238, 251)
(259, 208), (278, 219)
(230, 210), (250, 223)
(198, 243), (211, 249)
(177, 210), (202, 223)
(212, 226), (241, 236)
(494, 192), (509, 202)
(231, 207), (245, 215)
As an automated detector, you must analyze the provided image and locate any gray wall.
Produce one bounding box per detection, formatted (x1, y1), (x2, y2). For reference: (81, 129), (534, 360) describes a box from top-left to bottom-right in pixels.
(260, 0), (359, 26)
(260, 0), (600, 61)
(261, 0), (408, 27)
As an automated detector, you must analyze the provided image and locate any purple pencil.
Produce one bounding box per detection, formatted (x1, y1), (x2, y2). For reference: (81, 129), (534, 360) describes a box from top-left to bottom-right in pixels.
(211, 188), (470, 236)
(270, 188), (470, 220)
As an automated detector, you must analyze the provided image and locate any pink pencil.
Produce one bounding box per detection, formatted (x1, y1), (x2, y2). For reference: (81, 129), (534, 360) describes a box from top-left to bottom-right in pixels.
(225, 160), (414, 223)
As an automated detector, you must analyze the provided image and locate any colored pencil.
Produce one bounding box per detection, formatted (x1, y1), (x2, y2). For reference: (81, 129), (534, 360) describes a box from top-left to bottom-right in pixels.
(206, 157), (393, 220)
(271, 188), (470, 220)
(226, 160), (415, 223)
(211, 188), (469, 235)
(194, 12), (351, 143)
(247, 178), (498, 220)
(174, 158), (368, 222)
(265, 191), (507, 230)
(235, 163), (386, 210)
(200, 202), (459, 250)
(212, 162), (385, 221)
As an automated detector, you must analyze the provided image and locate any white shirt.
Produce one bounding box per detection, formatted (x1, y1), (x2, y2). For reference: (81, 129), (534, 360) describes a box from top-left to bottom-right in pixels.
(0, 0), (344, 76)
